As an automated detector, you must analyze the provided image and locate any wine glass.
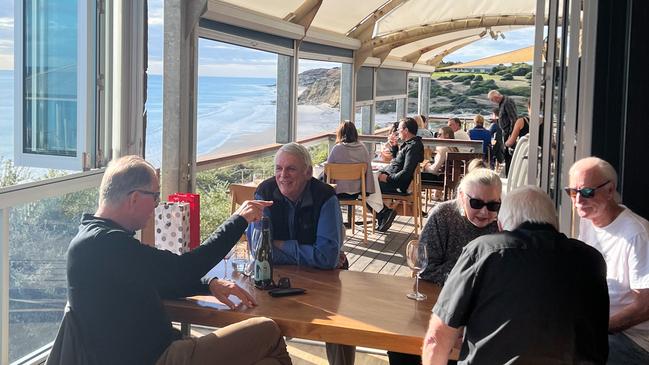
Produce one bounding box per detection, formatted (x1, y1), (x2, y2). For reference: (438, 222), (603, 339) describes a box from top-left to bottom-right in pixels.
(406, 240), (427, 301)
(223, 245), (235, 277)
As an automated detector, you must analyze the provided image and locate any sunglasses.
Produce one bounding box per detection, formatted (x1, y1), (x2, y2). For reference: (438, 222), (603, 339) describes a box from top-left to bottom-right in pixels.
(564, 181), (609, 199)
(466, 194), (501, 212)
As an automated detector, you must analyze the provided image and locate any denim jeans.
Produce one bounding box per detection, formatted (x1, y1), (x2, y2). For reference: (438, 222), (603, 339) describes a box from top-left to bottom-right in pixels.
(608, 332), (649, 365)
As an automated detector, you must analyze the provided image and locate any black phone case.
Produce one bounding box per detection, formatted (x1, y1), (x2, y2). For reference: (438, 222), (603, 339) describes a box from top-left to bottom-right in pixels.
(268, 288), (306, 297)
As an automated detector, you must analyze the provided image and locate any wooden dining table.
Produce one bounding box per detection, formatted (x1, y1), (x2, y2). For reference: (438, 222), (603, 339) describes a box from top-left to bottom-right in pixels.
(163, 264), (455, 356)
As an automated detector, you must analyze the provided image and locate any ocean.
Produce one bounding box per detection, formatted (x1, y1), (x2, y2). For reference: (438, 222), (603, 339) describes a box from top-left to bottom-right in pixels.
(1, 70), (431, 175)
(0, 71), (352, 171)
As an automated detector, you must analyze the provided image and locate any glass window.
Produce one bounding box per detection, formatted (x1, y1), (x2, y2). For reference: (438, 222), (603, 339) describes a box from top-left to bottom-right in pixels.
(196, 39), (277, 157)
(408, 76), (419, 114)
(375, 100), (397, 128)
(145, 0), (163, 168)
(22, 0), (78, 158)
(297, 59), (341, 139)
(9, 187), (98, 362)
(15, 0), (94, 171)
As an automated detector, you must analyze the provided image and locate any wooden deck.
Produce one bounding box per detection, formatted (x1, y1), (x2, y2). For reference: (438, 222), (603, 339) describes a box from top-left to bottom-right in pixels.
(343, 214), (422, 278)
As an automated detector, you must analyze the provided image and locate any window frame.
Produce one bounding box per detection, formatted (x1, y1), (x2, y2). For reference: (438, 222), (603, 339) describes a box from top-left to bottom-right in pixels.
(13, 0), (97, 171)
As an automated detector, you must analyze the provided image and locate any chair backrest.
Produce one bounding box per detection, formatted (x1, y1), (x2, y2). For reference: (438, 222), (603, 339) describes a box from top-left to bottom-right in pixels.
(229, 184), (257, 214)
(324, 163), (367, 196)
(444, 152), (484, 197)
(507, 135), (530, 192)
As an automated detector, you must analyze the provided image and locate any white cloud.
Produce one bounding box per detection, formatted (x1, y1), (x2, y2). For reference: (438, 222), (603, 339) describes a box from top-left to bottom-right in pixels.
(0, 39), (12, 49)
(0, 17), (13, 30)
(198, 63), (277, 78)
(202, 43), (239, 50)
(0, 53), (13, 70)
(148, 60), (163, 75)
(447, 27), (535, 63)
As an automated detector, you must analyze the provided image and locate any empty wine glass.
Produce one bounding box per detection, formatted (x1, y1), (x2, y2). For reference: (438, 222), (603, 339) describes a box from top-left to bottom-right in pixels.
(406, 240), (427, 301)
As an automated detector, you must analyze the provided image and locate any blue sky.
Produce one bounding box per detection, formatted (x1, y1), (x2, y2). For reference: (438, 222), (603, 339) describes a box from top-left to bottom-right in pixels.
(1, 2), (534, 76)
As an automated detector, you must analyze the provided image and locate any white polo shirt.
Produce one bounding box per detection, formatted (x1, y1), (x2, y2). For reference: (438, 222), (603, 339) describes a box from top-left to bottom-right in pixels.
(579, 207), (649, 351)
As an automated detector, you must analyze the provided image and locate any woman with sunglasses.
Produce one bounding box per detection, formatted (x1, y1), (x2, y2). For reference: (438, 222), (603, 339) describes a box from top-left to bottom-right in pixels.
(419, 167), (502, 285)
(388, 168), (502, 365)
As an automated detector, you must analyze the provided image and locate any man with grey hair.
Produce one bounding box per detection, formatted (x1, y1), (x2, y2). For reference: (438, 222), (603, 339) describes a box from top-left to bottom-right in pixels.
(568, 157), (649, 363)
(251, 142), (352, 365)
(62, 155), (291, 365)
(487, 90), (518, 174)
(422, 185), (608, 365)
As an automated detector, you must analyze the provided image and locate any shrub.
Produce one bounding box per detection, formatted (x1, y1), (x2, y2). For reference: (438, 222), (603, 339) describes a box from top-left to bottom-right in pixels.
(462, 79), (472, 85)
(438, 75), (450, 80)
(448, 74), (458, 80)
(500, 73), (514, 81)
(495, 70), (509, 76)
(473, 75), (484, 81)
(524, 72), (532, 79)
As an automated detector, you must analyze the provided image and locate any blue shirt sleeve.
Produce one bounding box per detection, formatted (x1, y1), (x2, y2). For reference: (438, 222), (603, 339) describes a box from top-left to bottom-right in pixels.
(269, 196), (343, 269)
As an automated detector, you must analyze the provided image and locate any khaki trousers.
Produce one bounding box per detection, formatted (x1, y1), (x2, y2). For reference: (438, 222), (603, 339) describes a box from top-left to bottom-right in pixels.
(156, 317), (292, 365)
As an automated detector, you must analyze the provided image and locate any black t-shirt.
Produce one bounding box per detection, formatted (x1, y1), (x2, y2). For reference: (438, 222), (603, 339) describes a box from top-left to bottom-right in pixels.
(67, 214), (247, 365)
(433, 222), (609, 364)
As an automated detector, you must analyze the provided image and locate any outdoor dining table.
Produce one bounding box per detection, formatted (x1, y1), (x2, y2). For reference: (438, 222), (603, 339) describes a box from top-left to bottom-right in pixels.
(163, 263), (458, 357)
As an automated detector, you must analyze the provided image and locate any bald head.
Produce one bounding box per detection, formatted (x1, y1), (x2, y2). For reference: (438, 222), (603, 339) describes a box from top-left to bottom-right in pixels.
(568, 157), (621, 226)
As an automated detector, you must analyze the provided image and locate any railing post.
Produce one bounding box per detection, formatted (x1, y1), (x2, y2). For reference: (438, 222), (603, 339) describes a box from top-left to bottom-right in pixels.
(0, 208), (9, 365)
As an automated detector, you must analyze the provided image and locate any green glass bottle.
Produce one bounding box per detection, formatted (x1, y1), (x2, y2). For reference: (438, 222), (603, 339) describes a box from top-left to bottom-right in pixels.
(254, 217), (273, 289)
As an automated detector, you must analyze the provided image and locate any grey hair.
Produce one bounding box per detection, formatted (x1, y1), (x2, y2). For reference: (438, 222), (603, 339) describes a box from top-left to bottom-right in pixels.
(99, 155), (156, 206)
(487, 90), (502, 99)
(569, 157), (620, 202)
(456, 168), (502, 211)
(569, 157), (618, 190)
(276, 142), (313, 170)
(498, 185), (559, 230)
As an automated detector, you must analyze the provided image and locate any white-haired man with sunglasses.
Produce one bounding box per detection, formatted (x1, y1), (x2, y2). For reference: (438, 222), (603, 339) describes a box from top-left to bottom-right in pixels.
(568, 157), (649, 364)
(422, 186), (609, 365)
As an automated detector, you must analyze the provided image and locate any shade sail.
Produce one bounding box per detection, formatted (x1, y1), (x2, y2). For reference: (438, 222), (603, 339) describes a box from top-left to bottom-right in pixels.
(438, 46), (534, 69)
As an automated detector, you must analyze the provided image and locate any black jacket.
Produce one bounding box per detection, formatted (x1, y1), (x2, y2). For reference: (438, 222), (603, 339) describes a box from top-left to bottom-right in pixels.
(381, 136), (424, 192)
(66, 214), (247, 365)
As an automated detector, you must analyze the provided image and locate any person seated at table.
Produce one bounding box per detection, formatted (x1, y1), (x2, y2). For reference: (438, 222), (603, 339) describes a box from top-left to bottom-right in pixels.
(468, 114), (492, 157)
(58, 155), (291, 365)
(387, 168), (500, 365)
(379, 122), (400, 162)
(327, 121), (375, 199)
(376, 117), (425, 232)
(327, 121), (375, 228)
(422, 186), (608, 365)
(421, 126), (458, 183)
(419, 167), (501, 285)
(249, 142), (354, 365)
(415, 115), (434, 138)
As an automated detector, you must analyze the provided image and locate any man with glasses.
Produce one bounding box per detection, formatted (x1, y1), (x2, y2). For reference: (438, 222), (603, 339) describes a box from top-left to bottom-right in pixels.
(59, 155), (292, 365)
(568, 157), (649, 364)
(422, 186), (609, 365)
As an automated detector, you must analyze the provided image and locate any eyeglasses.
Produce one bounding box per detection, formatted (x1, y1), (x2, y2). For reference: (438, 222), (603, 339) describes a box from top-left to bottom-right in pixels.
(564, 181), (609, 199)
(129, 189), (161, 203)
(466, 194), (501, 212)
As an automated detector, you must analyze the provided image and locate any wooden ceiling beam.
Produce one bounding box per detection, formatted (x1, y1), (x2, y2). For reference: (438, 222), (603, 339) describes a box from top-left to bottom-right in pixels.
(283, 0), (323, 31)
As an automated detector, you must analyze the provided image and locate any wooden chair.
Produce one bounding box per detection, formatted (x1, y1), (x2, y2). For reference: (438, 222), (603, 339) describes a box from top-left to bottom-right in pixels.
(381, 164), (423, 234)
(324, 163), (372, 244)
(229, 183), (257, 242)
(443, 152), (484, 199)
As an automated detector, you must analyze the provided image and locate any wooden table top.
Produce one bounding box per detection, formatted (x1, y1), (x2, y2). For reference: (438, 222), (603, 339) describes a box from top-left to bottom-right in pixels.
(164, 265), (443, 355)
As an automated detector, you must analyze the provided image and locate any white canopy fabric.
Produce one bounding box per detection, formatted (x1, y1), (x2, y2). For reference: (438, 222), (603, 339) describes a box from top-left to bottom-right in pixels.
(213, 0), (537, 67)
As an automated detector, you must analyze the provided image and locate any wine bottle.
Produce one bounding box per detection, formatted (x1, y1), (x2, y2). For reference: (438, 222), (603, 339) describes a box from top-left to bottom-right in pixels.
(254, 217), (273, 289)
